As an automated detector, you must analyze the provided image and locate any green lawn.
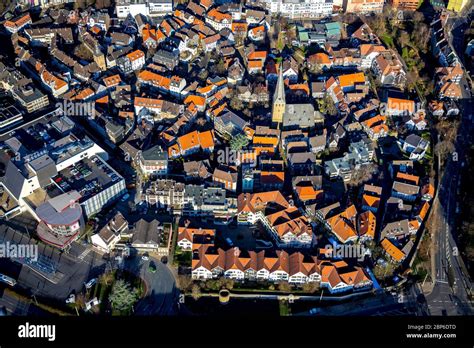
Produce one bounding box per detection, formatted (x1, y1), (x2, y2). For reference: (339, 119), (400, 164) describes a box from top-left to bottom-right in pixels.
(279, 299), (291, 316)
(381, 34), (394, 48)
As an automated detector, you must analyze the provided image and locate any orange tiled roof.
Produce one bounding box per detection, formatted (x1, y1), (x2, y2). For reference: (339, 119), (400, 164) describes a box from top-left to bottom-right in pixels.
(417, 202), (430, 221)
(232, 22), (248, 32)
(362, 194), (380, 209)
(207, 9), (232, 23)
(5, 13), (31, 29)
(338, 72), (366, 88)
(248, 51), (267, 61)
(184, 95), (206, 107)
(396, 172), (420, 185)
(103, 74), (121, 88)
(381, 238), (405, 262)
(359, 211), (376, 239)
(126, 49), (145, 62)
(134, 97), (163, 109)
(198, 130), (214, 149)
(95, 95), (109, 104)
(387, 97), (415, 113)
(326, 205), (358, 243)
(309, 52), (331, 64)
(249, 25), (265, 35)
(142, 24), (157, 43)
(138, 70), (171, 89)
(288, 83), (310, 95)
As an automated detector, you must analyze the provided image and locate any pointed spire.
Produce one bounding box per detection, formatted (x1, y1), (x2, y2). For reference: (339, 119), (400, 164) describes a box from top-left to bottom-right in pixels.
(274, 62), (285, 105)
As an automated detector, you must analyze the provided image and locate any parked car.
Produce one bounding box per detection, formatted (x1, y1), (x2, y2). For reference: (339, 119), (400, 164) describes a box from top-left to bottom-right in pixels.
(148, 262), (157, 273)
(85, 278), (97, 289)
(225, 237), (234, 247)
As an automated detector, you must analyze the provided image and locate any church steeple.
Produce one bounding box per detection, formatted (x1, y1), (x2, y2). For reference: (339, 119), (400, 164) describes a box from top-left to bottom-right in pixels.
(272, 62), (286, 124)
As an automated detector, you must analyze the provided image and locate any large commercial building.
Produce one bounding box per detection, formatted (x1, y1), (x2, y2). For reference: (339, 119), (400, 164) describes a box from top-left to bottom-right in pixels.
(389, 0), (421, 10)
(0, 116), (126, 249)
(116, 0), (173, 18)
(264, 0), (334, 19)
(342, 0), (384, 13)
(36, 191), (84, 249)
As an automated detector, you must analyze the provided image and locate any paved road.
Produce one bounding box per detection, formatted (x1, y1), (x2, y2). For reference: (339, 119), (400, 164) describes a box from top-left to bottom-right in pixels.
(294, 291), (417, 316)
(425, 74), (474, 315)
(124, 255), (179, 316)
(0, 224), (108, 301)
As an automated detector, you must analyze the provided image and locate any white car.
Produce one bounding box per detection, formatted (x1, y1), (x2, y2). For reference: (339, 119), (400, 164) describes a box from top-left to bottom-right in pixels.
(85, 278), (97, 289)
(141, 255), (149, 261)
(65, 294), (75, 304)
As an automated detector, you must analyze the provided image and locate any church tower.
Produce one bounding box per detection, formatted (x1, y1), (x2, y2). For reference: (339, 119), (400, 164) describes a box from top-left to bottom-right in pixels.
(272, 63), (286, 124)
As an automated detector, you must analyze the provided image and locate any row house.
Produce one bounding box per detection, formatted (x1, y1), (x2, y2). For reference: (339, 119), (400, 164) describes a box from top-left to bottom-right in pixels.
(143, 179), (186, 209)
(4, 13), (32, 34)
(177, 225), (215, 251)
(182, 185), (237, 223)
(25, 27), (74, 46)
(168, 130), (215, 158)
(31, 59), (69, 97)
(138, 145), (168, 176)
(237, 191), (313, 248)
(192, 244), (372, 293)
(391, 180), (419, 202)
(213, 166), (238, 192)
(144, 180), (236, 222)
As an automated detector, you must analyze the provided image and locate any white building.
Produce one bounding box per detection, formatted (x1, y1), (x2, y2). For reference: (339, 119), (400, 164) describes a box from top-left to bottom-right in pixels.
(264, 0), (334, 19)
(116, 0), (173, 18)
(127, 50), (146, 72)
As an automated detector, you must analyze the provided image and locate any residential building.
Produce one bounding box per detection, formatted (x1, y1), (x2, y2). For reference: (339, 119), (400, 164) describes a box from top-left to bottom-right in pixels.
(400, 134), (429, 161)
(325, 139), (374, 181)
(3, 13), (32, 34)
(91, 212), (128, 253)
(139, 145), (168, 176)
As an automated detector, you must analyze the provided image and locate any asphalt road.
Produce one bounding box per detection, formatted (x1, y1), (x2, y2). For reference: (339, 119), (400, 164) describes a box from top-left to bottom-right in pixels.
(425, 74), (474, 315)
(124, 255), (179, 316)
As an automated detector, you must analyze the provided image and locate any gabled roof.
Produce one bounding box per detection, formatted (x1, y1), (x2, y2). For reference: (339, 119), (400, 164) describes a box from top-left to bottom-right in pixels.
(381, 238), (405, 262)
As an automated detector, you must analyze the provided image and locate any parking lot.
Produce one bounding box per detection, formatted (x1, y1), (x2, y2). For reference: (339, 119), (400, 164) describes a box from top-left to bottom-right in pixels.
(212, 220), (275, 251)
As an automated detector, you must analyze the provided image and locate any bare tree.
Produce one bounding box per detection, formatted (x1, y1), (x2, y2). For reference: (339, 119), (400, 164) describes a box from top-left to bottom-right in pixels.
(278, 281), (292, 292)
(191, 284), (202, 300)
(176, 275), (193, 291)
(347, 163), (379, 187)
